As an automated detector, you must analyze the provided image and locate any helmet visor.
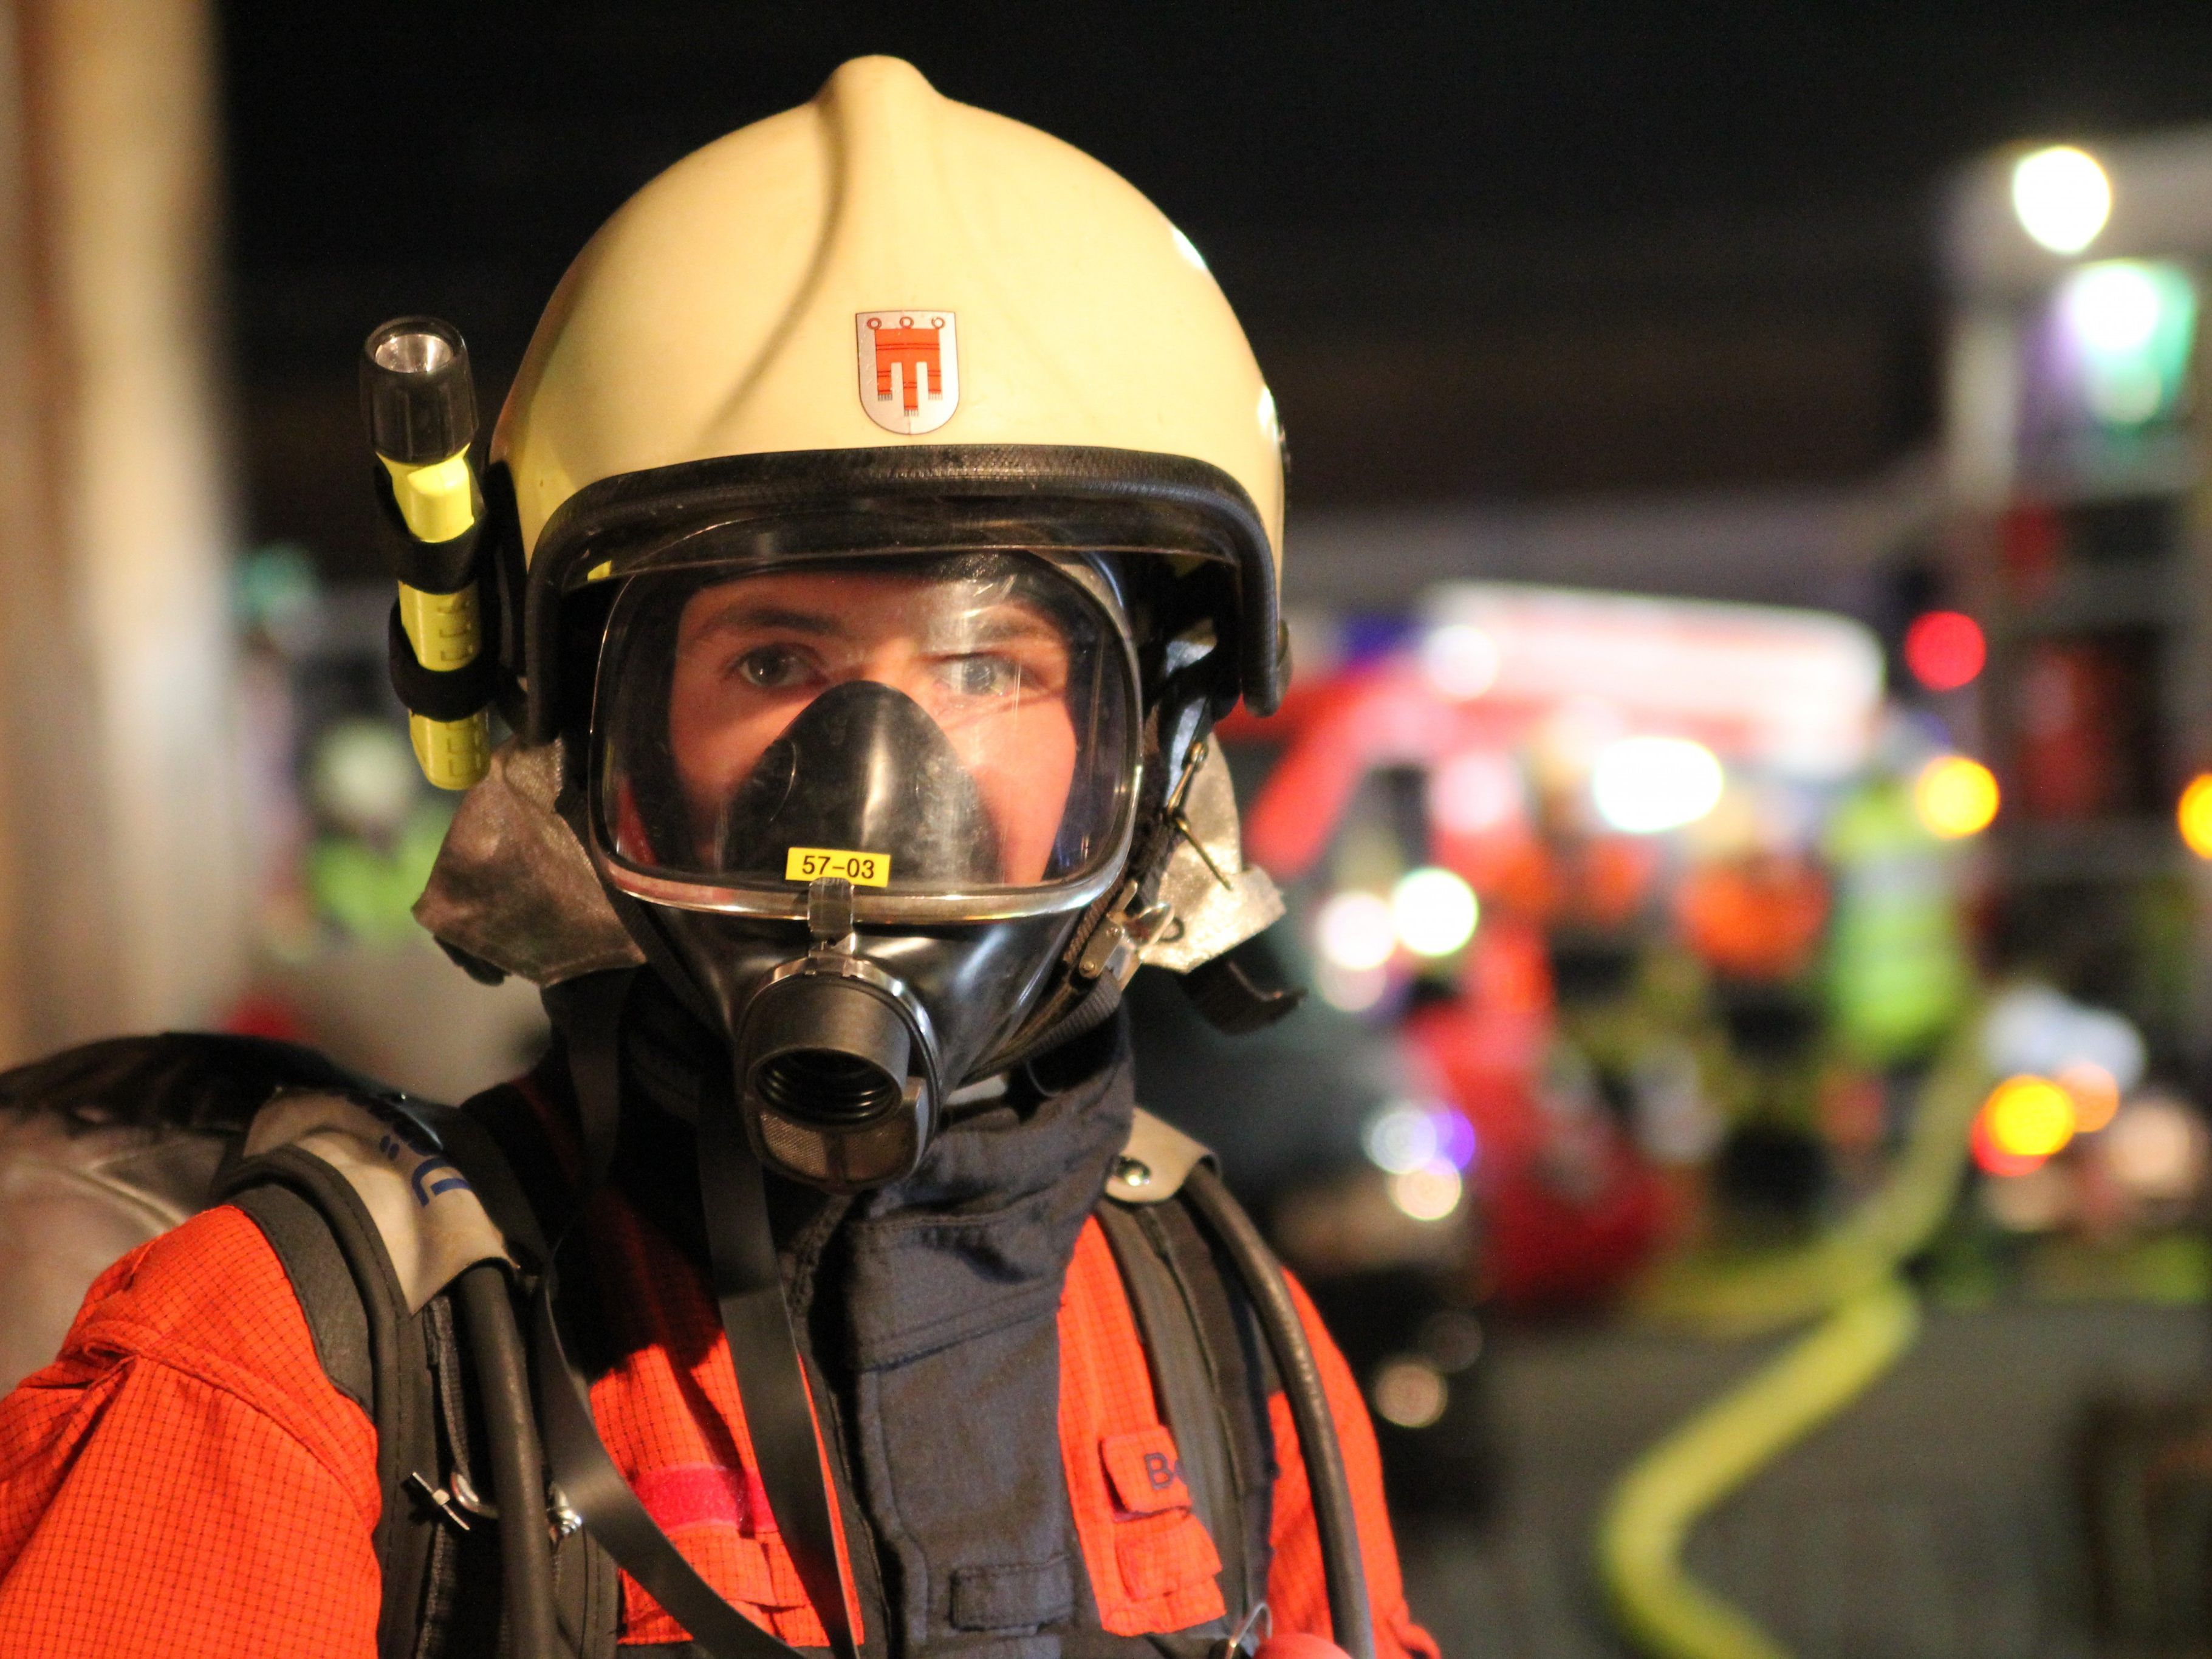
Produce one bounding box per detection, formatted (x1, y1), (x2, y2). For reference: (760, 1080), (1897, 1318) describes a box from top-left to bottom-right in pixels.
(592, 551), (1138, 919)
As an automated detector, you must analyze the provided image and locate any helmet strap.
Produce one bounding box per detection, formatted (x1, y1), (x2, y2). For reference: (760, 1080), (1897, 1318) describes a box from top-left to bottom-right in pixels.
(541, 966), (639, 1194)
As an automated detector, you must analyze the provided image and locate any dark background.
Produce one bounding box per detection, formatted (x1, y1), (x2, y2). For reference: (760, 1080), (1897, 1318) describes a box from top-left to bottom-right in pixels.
(222, 2), (2212, 576)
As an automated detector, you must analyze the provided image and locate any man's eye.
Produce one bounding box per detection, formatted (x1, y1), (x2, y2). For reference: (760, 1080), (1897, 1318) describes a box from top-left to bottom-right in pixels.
(733, 645), (812, 689)
(941, 655), (1019, 697)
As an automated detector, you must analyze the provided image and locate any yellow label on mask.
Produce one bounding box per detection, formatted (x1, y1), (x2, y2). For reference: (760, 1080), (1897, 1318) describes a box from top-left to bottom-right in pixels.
(784, 847), (892, 887)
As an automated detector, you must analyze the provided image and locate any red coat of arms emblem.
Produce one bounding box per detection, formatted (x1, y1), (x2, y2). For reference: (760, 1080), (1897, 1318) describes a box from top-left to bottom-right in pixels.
(855, 310), (959, 435)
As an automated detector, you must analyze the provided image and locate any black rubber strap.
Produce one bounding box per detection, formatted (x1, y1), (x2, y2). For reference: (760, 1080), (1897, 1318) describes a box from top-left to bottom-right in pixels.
(1182, 1164), (1374, 1659)
(533, 1265), (809, 1659)
(697, 1094), (855, 1659)
(386, 602), (501, 722)
(510, 989), (850, 1659)
(540, 969), (634, 1196)
(372, 460), (484, 594)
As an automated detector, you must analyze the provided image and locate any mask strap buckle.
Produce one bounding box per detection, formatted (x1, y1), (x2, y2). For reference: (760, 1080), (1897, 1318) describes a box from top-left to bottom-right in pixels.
(806, 876), (858, 952)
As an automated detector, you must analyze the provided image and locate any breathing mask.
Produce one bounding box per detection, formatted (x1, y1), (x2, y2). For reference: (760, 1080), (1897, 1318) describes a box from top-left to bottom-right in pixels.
(587, 544), (1141, 1188)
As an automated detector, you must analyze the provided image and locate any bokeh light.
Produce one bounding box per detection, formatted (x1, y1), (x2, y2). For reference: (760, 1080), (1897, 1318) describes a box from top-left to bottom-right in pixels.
(310, 718), (422, 837)
(2011, 144), (2111, 255)
(1391, 866), (1479, 957)
(1363, 1101), (1441, 1174)
(1371, 1358), (1449, 1429)
(1428, 750), (1522, 835)
(2056, 259), (2197, 426)
(1388, 1163), (1464, 1222)
(1316, 889), (1395, 971)
(1433, 1107), (1479, 1171)
(1364, 1101), (1480, 1175)
(2064, 260), (2162, 354)
(1981, 1075), (2078, 1163)
(2101, 1095), (2207, 1201)
(1313, 960), (1388, 1013)
(1590, 736), (1724, 834)
(2179, 773), (2212, 858)
(2057, 1061), (2121, 1134)
(1914, 755), (1999, 839)
(1903, 611), (1986, 692)
(1420, 623), (1501, 700)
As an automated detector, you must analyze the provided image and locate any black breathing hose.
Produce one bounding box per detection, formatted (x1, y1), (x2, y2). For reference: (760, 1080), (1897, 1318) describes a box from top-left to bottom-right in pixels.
(458, 1262), (561, 1659)
(1183, 1164), (1375, 1659)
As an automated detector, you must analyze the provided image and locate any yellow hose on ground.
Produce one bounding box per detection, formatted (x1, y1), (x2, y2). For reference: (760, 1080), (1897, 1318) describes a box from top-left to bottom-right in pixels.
(1597, 1277), (1920, 1659)
(1597, 1015), (1989, 1658)
(1632, 1019), (1988, 1338)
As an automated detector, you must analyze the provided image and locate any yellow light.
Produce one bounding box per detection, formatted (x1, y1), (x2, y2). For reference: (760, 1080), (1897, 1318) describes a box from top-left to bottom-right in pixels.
(1914, 755), (1999, 839)
(2057, 1061), (2120, 1134)
(2011, 145), (2112, 255)
(1982, 1075), (2078, 1160)
(2179, 773), (2212, 858)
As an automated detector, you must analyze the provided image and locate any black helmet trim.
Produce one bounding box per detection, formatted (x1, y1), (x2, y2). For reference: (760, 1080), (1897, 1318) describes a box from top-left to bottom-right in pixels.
(520, 443), (1283, 743)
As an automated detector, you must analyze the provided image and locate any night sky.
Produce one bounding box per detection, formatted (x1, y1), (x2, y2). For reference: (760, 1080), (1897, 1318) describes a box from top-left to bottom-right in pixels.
(220, 3), (2212, 561)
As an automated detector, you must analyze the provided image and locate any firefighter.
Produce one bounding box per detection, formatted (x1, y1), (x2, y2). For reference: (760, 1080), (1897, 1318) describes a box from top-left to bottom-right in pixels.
(0, 57), (1436, 1659)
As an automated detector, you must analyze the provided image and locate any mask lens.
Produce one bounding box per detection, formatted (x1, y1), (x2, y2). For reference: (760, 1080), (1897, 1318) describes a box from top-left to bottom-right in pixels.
(594, 553), (1135, 903)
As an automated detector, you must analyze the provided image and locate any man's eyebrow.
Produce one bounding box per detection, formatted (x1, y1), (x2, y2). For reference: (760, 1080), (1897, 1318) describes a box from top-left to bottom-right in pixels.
(690, 601), (849, 639)
(934, 607), (1063, 648)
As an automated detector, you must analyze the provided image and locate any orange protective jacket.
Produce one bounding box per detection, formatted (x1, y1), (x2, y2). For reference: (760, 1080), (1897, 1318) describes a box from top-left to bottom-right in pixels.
(0, 1161), (1437, 1656)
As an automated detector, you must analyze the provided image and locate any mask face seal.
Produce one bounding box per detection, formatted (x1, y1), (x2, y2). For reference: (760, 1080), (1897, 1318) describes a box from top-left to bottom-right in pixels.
(587, 549), (1139, 1188)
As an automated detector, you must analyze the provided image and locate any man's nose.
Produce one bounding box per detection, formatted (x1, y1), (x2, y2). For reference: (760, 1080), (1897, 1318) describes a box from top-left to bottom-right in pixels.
(843, 645), (931, 699)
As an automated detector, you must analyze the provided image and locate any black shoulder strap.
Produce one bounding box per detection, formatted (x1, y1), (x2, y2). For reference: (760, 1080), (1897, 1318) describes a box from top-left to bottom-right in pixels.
(1097, 1203), (1244, 1629)
(221, 1146), (442, 1659)
(223, 1071), (593, 1659)
(230, 1183), (374, 1414)
(1097, 1196), (1276, 1628)
(1100, 1109), (1371, 1657)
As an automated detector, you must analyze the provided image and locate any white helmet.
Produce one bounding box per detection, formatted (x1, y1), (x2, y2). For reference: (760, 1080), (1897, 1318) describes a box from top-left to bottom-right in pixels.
(421, 56), (1294, 1188)
(495, 53), (1287, 734)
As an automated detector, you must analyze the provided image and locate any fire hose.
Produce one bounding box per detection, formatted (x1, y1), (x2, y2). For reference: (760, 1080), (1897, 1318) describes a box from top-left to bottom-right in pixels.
(1597, 1016), (1988, 1659)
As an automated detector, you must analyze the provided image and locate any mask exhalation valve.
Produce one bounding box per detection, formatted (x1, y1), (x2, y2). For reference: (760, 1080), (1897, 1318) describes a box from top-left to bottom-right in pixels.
(747, 974), (911, 1124)
(733, 878), (940, 1190)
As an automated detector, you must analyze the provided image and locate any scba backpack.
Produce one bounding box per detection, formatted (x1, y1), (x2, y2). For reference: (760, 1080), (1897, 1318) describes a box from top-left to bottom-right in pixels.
(0, 1031), (610, 1657)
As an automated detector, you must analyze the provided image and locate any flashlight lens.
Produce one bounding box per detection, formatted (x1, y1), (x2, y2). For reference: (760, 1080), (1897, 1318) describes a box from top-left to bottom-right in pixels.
(372, 330), (454, 377)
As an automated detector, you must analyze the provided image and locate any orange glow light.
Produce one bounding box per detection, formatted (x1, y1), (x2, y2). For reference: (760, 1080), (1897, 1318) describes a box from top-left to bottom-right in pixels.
(1980, 1075), (2078, 1164)
(2057, 1061), (2121, 1134)
(1914, 755), (1999, 840)
(2180, 773), (2212, 859)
